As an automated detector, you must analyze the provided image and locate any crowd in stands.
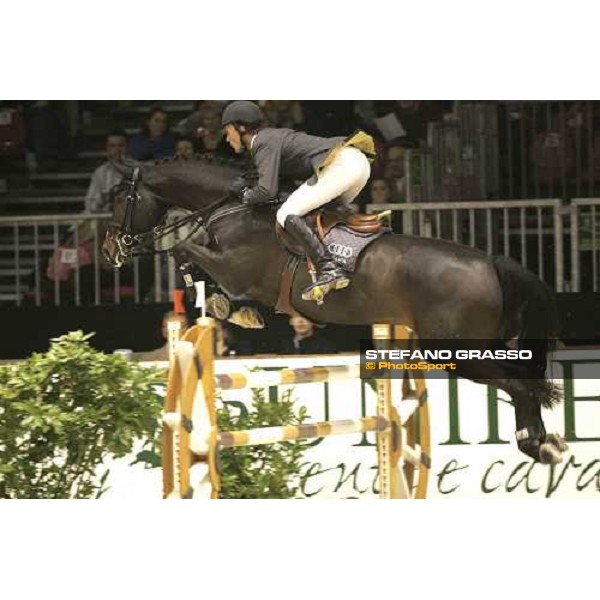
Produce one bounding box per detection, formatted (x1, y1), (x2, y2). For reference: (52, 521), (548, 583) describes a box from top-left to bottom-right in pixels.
(5, 100), (600, 214)
(0, 100), (457, 218)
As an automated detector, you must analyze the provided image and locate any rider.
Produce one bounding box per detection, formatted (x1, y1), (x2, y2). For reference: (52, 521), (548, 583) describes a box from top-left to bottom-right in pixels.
(221, 100), (375, 302)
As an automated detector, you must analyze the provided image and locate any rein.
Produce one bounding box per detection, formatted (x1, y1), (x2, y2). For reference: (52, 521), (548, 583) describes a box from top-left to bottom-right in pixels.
(112, 167), (235, 259)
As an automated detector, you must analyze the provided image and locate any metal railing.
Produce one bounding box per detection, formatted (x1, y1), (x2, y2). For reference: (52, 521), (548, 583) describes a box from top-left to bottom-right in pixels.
(3, 198), (600, 306)
(569, 198), (600, 292)
(0, 213), (185, 307)
(367, 199), (566, 292)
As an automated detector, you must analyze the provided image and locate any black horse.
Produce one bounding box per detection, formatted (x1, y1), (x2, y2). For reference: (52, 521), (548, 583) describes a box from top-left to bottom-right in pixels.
(102, 155), (568, 465)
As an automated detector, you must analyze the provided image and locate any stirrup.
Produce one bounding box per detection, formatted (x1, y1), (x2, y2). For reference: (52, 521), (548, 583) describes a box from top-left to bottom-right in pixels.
(302, 273), (350, 303)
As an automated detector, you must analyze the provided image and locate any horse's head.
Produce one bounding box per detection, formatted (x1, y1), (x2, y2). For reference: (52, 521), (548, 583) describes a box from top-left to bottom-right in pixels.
(102, 155), (244, 267)
(102, 163), (168, 267)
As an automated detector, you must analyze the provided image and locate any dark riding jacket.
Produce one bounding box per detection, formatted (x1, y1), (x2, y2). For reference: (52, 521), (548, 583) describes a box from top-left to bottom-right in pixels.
(242, 128), (345, 204)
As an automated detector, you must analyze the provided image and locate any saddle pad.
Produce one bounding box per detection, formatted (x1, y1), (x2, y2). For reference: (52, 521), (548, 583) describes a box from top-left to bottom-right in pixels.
(322, 224), (390, 272)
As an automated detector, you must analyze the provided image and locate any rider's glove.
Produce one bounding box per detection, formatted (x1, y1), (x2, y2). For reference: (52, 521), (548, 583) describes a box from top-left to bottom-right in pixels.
(229, 176), (247, 198)
(241, 187), (289, 206)
(241, 190), (267, 205)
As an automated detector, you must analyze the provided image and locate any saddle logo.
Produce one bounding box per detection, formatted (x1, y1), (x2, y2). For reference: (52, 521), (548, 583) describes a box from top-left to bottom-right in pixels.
(328, 243), (353, 259)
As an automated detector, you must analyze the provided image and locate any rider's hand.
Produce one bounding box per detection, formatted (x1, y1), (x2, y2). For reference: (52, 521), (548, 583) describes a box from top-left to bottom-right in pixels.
(229, 176), (247, 197)
(241, 190), (265, 206)
(242, 192), (287, 206)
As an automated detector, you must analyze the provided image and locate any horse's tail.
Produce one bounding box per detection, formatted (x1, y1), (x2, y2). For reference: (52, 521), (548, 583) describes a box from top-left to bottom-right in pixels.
(492, 255), (561, 407)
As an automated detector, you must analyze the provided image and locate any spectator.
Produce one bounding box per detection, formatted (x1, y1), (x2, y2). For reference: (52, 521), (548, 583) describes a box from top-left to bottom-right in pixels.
(128, 106), (176, 161)
(384, 145), (407, 201)
(279, 313), (336, 354)
(176, 101), (232, 157)
(216, 322), (256, 356)
(175, 102), (200, 137)
(369, 178), (394, 205)
(197, 105), (228, 154)
(175, 137), (195, 158)
(367, 177), (404, 231)
(84, 131), (127, 214)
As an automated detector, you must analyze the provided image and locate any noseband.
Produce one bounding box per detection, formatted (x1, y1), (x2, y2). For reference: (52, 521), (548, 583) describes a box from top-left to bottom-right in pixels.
(114, 166), (143, 252)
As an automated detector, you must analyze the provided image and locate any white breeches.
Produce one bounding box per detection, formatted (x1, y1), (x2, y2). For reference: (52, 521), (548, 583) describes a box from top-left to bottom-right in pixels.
(276, 146), (371, 227)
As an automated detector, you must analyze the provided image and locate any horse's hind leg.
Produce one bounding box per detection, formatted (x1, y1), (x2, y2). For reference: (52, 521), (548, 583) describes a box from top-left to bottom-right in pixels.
(513, 378), (568, 464)
(509, 378), (567, 464)
(456, 363), (567, 464)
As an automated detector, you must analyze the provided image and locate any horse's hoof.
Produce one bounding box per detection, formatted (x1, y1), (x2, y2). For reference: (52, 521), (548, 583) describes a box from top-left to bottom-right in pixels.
(206, 293), (231, 320)
(545, 433), (569, 453)
(539, 442), (564, 464)
(227, 307), (265, 329)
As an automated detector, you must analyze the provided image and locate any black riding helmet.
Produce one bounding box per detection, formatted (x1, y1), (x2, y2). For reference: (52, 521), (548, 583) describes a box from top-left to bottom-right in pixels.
(221, 101), (264, 128)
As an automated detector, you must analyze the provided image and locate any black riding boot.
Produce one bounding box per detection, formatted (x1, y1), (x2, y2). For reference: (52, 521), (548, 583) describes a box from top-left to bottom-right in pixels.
(284, 215), (350, 302)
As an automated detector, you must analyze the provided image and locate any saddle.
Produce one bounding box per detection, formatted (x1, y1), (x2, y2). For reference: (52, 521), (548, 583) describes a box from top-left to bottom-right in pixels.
(277, 201), (389, 256)
(276, 203), (392, 315)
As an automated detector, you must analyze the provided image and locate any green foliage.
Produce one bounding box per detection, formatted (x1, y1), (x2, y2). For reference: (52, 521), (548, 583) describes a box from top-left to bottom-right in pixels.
(217, 388), (308, 499)
(0, 331), (164, 499)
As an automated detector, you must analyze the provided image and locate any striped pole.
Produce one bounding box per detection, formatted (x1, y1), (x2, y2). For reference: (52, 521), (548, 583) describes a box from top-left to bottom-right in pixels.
(217, 416), (388, 448)
(215, 364), (361, 390)
(167, 416), (389, 451)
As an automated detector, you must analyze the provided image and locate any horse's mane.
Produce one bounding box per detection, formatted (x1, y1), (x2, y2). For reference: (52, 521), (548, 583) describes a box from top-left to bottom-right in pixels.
(138, 153), (244, 201)
(150, 153), (243, 170)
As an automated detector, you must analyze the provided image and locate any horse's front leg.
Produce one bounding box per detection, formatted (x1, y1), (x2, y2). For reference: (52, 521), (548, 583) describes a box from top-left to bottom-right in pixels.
(176, 242), (248, 297)
(176, 241), (223, 274)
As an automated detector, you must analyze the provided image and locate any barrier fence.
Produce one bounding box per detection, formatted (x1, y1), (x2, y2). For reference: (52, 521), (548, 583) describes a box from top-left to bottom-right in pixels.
(0, 212), (185, 306)
(367, 199), (566, 292)
(161, 318), (431, 500)
(2, 198), (600, 305)
(569, 198), (600, 292)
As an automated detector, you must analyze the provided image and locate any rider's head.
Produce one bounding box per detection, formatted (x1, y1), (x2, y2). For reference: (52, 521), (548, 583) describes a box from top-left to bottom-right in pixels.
(221, 101), (264, 154)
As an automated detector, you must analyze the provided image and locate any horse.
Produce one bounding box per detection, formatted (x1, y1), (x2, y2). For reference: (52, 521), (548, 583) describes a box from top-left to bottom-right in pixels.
(102, 155), (568, 465)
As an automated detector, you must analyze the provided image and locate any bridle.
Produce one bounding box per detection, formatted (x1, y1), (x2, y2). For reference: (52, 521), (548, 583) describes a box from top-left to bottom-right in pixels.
(109, 166), (234, 261)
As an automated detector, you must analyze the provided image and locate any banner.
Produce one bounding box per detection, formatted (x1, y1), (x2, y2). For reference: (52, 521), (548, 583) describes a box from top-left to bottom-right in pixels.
(219, 350), (600, 499)
(103, 349), (600, 499)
